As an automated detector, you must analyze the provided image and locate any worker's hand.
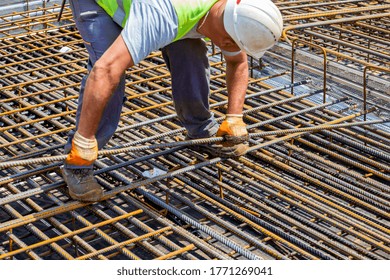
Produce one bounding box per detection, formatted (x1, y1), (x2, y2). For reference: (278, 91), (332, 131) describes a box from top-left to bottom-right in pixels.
(216, 114), (249, 146)
(65, 131), (98, 166)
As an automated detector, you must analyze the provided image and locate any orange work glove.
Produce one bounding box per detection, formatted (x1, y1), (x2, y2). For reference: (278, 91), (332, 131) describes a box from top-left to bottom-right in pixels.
(65, 131), (98, 166)
(216, 114), (249, 146)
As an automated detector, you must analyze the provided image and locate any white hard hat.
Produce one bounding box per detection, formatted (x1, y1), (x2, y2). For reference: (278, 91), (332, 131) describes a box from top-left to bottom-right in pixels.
(223, 0), (283, 59)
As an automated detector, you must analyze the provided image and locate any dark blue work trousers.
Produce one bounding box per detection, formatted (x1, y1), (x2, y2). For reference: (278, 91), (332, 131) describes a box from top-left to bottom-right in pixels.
(65, 0), (219, 169)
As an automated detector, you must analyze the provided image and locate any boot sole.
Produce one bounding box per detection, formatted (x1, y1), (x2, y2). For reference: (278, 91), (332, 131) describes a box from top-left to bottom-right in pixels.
(68, 189), (103, 202)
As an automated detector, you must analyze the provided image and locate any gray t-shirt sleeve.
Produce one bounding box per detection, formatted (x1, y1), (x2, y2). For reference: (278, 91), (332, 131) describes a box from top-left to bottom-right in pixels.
(121, 0), (178, 65)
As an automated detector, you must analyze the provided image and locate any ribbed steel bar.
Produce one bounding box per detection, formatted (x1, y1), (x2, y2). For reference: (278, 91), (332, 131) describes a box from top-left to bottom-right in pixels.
(278, 0), (371, 12)
(257, 96), (390, 169)
(278, 0), (390, 71)
(228, 158), (387, 259)
(215, 161), (383, 260)
(2, 171), (110, 260)
(109, 106), (386, 260)
(1, 3), (389, 260)
(153, 141), (386, 260)
(76, 156), (236, 260)
(156, 156), (325, 259)
(283, 4), (390, 22)
(242, 105), (388, 236)
(101, 200), (199, 260)
(1, 117), (385, 170)
(257, 109), (390, 181)
(79, 162), (229, 260)
(237, 155), (390, 253)
(301, 29), (390, 62)
(1, 107), (362, 258)
(95, 177), (234, 260)
(253, 131), (388, 227)
(5, 233), (42, 260)
(274, 112), (390, 177)
(253, 79), (390, 142)
(280, 142), (390, 194)
(1, 197), (75, 259)
(266, 147), (390, 213)
(3, 162), (203, 256)
(126, 164), (286, 259)
(243, 88), (389, 173)
(137, 190), (263, 260)
(0, 210), (143, 260)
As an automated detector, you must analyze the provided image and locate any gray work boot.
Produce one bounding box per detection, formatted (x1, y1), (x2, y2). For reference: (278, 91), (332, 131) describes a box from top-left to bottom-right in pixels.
(60, 166), (103, 202)
(186, 135), (249, 158)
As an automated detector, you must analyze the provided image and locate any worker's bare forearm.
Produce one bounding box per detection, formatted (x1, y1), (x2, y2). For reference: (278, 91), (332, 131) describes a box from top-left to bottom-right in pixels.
(77, 64), (120, 139)
(225, 52), (248, 115)
(76, 35), (133, 140)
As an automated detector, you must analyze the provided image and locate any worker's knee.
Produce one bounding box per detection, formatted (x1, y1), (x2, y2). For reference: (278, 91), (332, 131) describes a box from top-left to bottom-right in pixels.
(90, 60), (120, 90)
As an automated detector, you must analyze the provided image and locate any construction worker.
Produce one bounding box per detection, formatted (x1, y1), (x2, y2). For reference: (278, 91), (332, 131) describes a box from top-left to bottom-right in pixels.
(62, 0), (283, 202)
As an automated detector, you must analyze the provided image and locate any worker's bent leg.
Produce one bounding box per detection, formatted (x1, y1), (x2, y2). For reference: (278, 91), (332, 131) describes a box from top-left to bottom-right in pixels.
(65, 0), (125, 169)
(161, 39), (219, 139)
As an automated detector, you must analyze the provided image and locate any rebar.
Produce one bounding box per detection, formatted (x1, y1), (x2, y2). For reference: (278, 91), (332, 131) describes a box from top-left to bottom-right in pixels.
(1, 2), (389, 260)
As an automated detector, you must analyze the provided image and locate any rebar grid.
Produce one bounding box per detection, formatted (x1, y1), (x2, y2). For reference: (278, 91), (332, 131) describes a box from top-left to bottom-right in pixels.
(1, 3), (389, 260)
(275, 0), (390, 72)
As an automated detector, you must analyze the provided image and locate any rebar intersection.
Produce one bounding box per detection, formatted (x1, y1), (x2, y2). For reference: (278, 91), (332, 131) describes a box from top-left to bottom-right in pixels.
(0, 3), (389, 260)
